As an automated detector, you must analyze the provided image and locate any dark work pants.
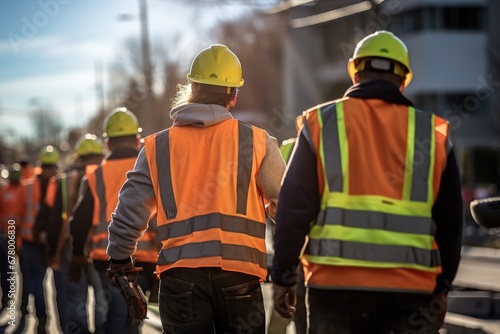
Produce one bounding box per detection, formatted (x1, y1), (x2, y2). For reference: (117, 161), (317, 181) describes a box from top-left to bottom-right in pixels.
(308, 288), (441, 334)
(294, 264), (307, 334)
(19, 241), (47, 318)
(159, 267), (265, 334)
(0, 236), (9, 307)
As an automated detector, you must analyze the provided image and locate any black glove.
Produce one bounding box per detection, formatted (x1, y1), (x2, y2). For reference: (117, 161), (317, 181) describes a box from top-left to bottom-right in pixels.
(107, 259), (148, 325)
(68, 255), (90, 283)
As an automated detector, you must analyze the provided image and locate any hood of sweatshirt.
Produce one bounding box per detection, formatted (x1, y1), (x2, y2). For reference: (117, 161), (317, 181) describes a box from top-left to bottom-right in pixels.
(169, 103), (233, 127)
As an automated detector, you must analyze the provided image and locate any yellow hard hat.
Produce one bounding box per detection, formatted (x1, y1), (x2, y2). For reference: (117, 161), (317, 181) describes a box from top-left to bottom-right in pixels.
(75, 133), (104, 157)
(8, 163), (22, 182)
(347, 30), (412, 87)
(187, 44), (244, 88)
(38, 145), (60, 165)
(103, 107), (142, 138)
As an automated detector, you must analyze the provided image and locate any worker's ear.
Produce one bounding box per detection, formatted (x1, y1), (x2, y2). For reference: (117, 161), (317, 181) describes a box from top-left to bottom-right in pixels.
(399, 78), (405, 93)
(353, 73), (360, 84)
(135, 135), (142, 150)
(227, 94), (237, 109)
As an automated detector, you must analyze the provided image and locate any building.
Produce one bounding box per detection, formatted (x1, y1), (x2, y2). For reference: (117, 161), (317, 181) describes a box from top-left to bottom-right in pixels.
(272, 0), (500, 198)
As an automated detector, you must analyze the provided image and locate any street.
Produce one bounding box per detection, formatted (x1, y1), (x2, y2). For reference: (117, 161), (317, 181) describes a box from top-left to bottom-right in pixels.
(0, 269), (295, 334)
(2, 246), (500, 333)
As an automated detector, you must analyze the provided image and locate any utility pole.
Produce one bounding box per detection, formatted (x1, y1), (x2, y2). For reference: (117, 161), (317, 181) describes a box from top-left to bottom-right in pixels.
(138, 0), (156, 136)
(94, 60), (105, 115)
(140, 0), (153, 96)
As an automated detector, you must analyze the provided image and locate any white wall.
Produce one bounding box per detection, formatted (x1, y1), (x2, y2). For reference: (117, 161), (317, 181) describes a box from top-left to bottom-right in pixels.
(404, 32), (487, 95)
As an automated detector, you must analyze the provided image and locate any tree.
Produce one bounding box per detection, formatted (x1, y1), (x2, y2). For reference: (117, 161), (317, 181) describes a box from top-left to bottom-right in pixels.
(215, 9), (286, 139)
(31, 104), (63, 146)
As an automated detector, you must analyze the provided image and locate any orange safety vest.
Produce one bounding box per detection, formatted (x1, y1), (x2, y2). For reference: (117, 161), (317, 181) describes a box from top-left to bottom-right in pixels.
(21, 178), (42, 242)
(87, 158), (158, 262)
(301, 97), (449, 293)
(144, 119), (269, 280)
(0, 184), (25, 234)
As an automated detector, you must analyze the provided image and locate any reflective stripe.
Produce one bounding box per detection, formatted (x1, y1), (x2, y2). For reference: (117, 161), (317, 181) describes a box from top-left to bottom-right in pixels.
(156, 129), (177, 220)
(22, 183), (35, 240)
(237, 122), (253, 215)
(326, 193), (432, 217)
(94, 167), (108, 233)
(309, 225), (433, 249)
(410, 109), (433, 202)
(157, 212), (266, 240)
(307, 239), (440, 270)
(320, 103), (343, 192)
(317, 207), (435, 235)
(157, 241), (267, 268)
(94, 236), (156, 258)
(95, 234), (156, 252)
(25, 183), (33, 223)
(61, 174), (70, 221)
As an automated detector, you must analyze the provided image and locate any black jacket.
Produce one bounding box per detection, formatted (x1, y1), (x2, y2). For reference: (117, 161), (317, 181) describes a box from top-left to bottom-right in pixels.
(271, 80), (463, 295)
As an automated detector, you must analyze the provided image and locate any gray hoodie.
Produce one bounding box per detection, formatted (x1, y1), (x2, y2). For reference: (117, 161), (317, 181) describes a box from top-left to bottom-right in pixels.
(107, 103), (286, 260)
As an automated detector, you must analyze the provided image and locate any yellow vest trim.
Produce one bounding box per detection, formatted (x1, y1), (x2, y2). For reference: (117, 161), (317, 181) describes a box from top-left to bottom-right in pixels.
(309, 225), (434, 249)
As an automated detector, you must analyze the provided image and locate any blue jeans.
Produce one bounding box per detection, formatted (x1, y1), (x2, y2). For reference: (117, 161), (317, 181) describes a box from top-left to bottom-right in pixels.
(307, 288), (440, 334)
(18, 241), (47, 319)
(159, 267), (265, 334)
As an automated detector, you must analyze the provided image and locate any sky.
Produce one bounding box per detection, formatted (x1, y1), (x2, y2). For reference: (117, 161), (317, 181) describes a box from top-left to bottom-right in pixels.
(0, 0), (265, 145)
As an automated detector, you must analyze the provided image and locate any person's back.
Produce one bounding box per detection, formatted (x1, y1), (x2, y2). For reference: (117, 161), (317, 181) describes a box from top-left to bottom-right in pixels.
(0, 164), (24, 312)
(15, 145), (60, 334)
(107, 44), (286, 334)
(0, 164), (24, 231)
(69, 108), (145, 334)
(272, 31), (463, 334)
(35, 134), (105, 333)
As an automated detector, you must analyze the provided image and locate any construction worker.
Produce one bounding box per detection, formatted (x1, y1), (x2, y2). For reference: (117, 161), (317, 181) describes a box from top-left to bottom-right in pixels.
(106, 44), (286, 333)
(15, 145), (60, 334)
(271, 30), (463, 333)
(16, 154), (34, 182)
(35, 134), (105, 333)
(69, 108), (158, 334)
(0, 164), (24, 313)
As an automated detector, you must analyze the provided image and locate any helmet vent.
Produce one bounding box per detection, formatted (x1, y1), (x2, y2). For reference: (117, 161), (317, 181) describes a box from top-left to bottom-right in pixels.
(209, 73), (218, 78)
(379, 48), (389, 53)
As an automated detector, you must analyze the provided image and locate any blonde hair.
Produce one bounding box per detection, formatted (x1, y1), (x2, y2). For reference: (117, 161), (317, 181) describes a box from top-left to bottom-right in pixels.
(171, 83), (192, 109)
(171, 82), (236, 109)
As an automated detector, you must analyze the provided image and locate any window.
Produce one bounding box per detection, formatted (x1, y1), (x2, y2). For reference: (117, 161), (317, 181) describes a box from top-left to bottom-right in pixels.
(413, 92), (486, 118)
(389, 5), (486, 33)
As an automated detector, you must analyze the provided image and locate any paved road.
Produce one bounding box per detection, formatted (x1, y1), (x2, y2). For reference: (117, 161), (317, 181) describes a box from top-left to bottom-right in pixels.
(0, 269), (295, 334)
(453, 246), (500, 292)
